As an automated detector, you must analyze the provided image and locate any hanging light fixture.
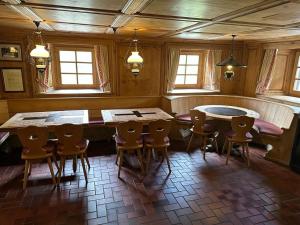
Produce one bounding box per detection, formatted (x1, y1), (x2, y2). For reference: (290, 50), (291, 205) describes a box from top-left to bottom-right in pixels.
(29, 21), (50, 71)
(125, 29), (143, 76)
(216, 34), (246, 80)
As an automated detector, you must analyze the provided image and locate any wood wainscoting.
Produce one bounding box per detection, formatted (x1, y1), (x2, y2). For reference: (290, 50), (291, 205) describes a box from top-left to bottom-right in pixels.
(0, 100), (9, 124)
(162, 95), (300, 166)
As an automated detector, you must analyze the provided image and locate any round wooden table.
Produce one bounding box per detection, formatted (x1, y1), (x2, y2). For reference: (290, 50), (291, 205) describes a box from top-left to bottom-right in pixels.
(194, 104), (260, 120)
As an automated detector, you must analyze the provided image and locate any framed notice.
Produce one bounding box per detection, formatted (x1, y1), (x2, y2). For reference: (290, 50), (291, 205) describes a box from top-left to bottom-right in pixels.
(0, 44), (22, 61)
(1, 68), (24, 92)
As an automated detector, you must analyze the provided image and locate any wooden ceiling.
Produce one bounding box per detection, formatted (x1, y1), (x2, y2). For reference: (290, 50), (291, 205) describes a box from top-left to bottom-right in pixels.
(0, 0), (300, 40)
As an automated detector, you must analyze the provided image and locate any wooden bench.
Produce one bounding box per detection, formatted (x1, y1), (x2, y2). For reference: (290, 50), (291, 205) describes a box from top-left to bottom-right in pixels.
(161, 95), (300, 166)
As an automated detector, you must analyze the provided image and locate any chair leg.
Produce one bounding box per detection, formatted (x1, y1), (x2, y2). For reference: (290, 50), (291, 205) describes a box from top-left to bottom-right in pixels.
(28, 161), (32, 176)
(214, 138), (219, 154)
(202, 137), (207, 160)
(84, 152), (90, 169)
(137, 149), (145, 175)
(58, 156), (65, 184)
(146, 147), (151, 172)
(72, 156), (77, 173)
(241, 144), (246, 161)
(47, 157), (56, 185)
(246, 143), (250, 167)
(115, 148), (119, 165)
(23, 160), (30, 190)
(226, 141), (232, 165)
(52, 154), (59, 170)
(222, 139), (228, 154)
(186, 133), (194, 153)
(118, 151), (124, 178)
(80, 154), (88, 183)
(164, 147), (171, 173)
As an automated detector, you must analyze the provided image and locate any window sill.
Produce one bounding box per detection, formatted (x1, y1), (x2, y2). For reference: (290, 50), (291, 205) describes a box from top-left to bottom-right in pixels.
(168, 89), (220, 95)
(36, 89), (111, 97)
(258, 95), (300, 108)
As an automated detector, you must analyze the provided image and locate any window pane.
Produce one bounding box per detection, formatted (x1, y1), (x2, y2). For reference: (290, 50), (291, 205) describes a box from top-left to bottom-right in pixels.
(298, 57), (300, 67)
(294, 80), (300, 91)
(78, 74), (93, 84)
(175, 75), (185, 84)
(77, 63), (93, 73)
(59, 51), (75, 61)
(187, 55), (199, 65)
(296, 68), (300, 79)
(179, 55), (186, 64)
(186, 66), (198, 74)
(185, 75), (198, 84)
(77, 51), (92, 62)
(177, 65), (185, 74)
(60, 63), (76, 73)
(61, 74), (77, 84)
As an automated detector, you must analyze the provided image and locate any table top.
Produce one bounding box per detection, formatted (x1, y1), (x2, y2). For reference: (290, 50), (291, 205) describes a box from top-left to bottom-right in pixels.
(194, 105), (260, 120)
(101, 108), (173, 125)
(0, 110), (89, 131)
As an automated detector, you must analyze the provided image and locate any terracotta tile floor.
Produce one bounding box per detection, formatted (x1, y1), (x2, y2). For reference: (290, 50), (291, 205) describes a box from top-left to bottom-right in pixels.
(1, 142), (300, 225)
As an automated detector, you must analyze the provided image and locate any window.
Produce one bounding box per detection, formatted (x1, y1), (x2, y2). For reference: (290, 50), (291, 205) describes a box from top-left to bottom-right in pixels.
(175, 53), (204, 88)
(54, 47), (98, 89)
(292, 53), (300, 92)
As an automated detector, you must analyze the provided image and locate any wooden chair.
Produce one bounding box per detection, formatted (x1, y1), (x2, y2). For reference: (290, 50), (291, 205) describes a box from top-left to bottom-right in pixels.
(17, 126), (56, 189)
(55, 124), (90, 183)
(223, 116), (254, 166)
(115, 120), (144, 178)
(144, 120), (172, 173)
(186, 110), (219, 159)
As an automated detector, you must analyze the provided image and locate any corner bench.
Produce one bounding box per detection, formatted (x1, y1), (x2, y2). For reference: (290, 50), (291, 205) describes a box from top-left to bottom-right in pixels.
(162, 95), (300, 166)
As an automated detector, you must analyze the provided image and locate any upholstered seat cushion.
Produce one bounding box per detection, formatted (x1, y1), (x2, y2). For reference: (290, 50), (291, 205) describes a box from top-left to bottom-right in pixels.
(191, 123), (215, 134)
(254, 119), (283, 136)
(0, 132), (9, 144)
(143, 134), (170, 145)
(115, 135), (143, 146)
(176, 114), (192, 122)
(225, 130), (253, 139)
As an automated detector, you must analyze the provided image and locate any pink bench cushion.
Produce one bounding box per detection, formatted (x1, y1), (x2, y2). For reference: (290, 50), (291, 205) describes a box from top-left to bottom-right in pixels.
(176, 114), (191, 122)
(254, 119), (283, 137)
(0, 132), (9, 144)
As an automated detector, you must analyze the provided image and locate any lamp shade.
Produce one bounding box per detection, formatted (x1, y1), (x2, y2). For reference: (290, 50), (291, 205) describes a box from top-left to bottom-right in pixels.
(30, 45), (50, 58)
(216, 55), (246, 68)
(127, 51), (143, 64)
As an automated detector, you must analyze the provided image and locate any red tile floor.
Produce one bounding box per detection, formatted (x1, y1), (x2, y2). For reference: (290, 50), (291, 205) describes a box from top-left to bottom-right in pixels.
(0, 141), (300, 225)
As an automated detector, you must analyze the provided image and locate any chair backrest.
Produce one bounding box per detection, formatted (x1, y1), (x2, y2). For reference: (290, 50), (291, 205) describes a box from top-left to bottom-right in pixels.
(17, 126), (49, 157)
(148, 119), (171, 146)
(231, 116), (254, 140)
(190, 109), (207, 133)
(55, 124), (83, 154)
(116, 120), (143, 148)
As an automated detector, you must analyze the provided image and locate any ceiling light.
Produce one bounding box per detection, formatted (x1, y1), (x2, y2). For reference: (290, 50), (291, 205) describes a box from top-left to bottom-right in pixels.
(126, 29), (143, 76)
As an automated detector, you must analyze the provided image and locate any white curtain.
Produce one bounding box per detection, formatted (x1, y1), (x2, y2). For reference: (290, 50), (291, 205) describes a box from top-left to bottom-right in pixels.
(94, 45), (111, 92)
(203, 49), (222, 90)
(256, 49), (278, 94)
(166, 48), (180, 92)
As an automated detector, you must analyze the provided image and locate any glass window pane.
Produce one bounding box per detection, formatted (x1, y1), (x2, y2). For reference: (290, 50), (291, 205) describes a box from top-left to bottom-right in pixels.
(185, 75), (198, 84)
(175, 75), (185, 84)
(77, 51), (92, 62)
(187, 55), (199, 65)
(177, 65), (185, 74)
(60, 63), (76, 73)
(179, 55), (186, 64)
(61, 74), (77, 84)
(296, 69), (300, 79)
(186, 66), (198, 74)
(59, 51), (75, 61)
(297, 57), (300, 67)
(293, 80), (300, 91)
(78, 74), (93, 84)
(77, 63), (93, 73)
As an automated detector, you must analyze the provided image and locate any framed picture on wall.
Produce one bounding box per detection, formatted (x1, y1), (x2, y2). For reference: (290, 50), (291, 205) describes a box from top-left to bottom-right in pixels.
(1, 68), (24, 92)
(0, 44), (22, 61)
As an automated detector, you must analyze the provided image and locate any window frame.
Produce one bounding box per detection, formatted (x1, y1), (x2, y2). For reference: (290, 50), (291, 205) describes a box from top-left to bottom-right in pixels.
(289, 51), (300, 97)
(174, 51), (205, 89)
(53, 45), (98, 89)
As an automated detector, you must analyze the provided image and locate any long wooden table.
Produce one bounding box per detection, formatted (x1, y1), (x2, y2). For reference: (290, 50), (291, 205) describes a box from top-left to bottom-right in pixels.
(101, 108), (173, 125)
(0, 110), (89, 132)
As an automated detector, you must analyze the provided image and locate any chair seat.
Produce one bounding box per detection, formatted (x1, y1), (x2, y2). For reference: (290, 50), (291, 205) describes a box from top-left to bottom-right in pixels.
(143, 134), (170, 146)
(191, 123), (215, 134)
(57, 139), (89, 155)
(254, 119), (283, 136)
(225, 129), (253, 140)
(21, 151), (52, 160)
(176, 114), (192, 123)
(115, 135), (143, 147)
(76, 139), (89, 150)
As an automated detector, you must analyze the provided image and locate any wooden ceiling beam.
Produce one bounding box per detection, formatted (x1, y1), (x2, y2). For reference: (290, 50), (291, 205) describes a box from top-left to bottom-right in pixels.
(2, 0), (54, 30)
(160, 0), (291, 37)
